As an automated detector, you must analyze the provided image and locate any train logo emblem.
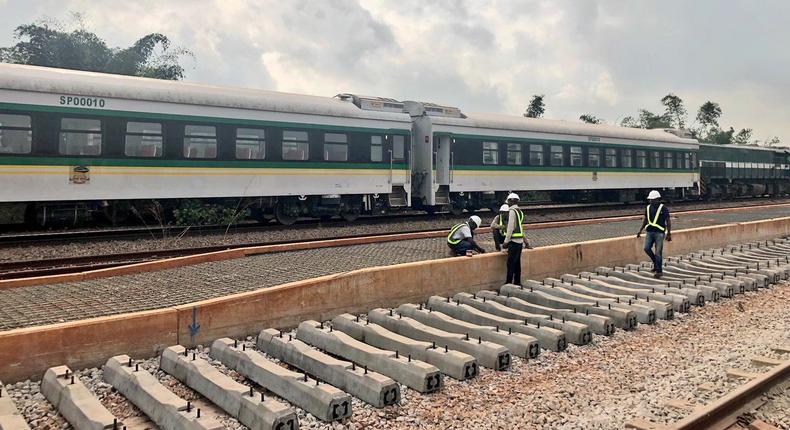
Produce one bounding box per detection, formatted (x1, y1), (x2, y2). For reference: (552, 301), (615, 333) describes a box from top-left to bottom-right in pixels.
(70, 166), (90, 184)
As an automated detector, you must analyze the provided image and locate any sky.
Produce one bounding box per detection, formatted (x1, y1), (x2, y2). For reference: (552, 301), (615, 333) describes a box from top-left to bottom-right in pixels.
(1, 0), (788, 144)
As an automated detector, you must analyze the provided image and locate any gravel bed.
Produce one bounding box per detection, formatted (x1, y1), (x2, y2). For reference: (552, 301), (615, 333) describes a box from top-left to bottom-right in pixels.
(5, 281), (789, 429)
(2, 199), (788, 263)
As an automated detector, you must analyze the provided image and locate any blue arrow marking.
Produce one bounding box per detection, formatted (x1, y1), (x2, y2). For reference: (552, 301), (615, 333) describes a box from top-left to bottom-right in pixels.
(188, 307), (201, 337)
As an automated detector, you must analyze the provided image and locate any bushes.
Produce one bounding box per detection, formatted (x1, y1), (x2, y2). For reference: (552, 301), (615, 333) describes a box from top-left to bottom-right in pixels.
(172, 199), (248, 226)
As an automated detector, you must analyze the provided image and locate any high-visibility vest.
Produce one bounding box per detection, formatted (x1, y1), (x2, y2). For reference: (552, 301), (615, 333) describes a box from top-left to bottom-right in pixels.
(511, 208), (525, 238)
(646, 204), (666, 232)
(447, 223), (466, 245)
(495, 214), (506, 234)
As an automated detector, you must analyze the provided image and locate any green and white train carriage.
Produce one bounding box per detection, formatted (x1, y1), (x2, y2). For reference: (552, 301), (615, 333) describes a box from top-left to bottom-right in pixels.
(0, 64), (413, 225)
(405, 102), (700, 213)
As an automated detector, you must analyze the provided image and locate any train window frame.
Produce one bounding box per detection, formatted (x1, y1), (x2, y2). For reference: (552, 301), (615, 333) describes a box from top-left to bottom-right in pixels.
(650, 151), (661, 169)
(370, 135), (383, 162)
(59, 117), (102, 156)
(282, 130), (309, 161)
(588, 147), (601, 168)
(684, 153), (691, 169)
(323, 132), (348, 162)
(124, 121), (163, 158)
(550, 145), (564, 166)
(636, 150), (647, 168)
(664, 152), (674, 169)
(482, 141), (499, 165)
(235, 127), (266, 160)
(529, 144), (544, 166)
(570, 146), (583, 167)
(183, 124), (218, 159)
(604, 148), (617, 168)
(506, 143), (522, 165)
(392, 135), (406, 160)
(0, 113), (33, 155)
(621, 148), (633, 168)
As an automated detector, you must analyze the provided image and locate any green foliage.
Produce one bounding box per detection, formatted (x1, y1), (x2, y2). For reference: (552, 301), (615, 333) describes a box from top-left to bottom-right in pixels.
(732, 128), (753, 145)
(579, 114), (602, 124)
(660, 93), (687, 129)
(766, 136), (782, 147)
(173, 200), (248, 226)
(706, 127), (735, 145)
(0, 15), (192, 79)
(621, 109), (671, 129)
(524, 95), (545, 118)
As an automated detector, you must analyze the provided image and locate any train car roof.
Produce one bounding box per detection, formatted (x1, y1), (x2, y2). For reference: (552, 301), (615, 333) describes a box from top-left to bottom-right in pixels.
(0, 63), (412, 123)
(430, 111), (700, 146)
(698, 143), (788, 153)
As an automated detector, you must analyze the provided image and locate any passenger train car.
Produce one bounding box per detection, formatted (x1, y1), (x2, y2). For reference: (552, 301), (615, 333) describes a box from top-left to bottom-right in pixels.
(0, 64), (787, 226)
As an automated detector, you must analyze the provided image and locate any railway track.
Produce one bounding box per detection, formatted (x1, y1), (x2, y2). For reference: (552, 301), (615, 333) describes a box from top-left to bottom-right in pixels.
(1, 237), (788, 429)
(2, 199), (789, 282)
(0, 197), (785, 247)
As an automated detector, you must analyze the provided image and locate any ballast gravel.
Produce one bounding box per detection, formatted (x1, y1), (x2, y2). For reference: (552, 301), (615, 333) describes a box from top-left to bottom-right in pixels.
(4, 282), (790, 429)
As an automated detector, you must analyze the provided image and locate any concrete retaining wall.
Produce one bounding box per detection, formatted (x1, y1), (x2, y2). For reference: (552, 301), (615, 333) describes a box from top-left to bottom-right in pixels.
(1, 217), (788, 383)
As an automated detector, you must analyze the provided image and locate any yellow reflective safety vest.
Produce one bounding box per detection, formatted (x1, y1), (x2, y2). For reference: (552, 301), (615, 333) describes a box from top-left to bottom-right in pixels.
(495, 214), (507, 234)
(447, 223), (466, 245)
(511, 208), (525, 238)
(646, 204), (666, 232)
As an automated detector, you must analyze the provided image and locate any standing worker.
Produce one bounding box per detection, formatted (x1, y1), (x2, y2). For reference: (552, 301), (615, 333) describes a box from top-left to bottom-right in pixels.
(447, 215), (486, 256)
(502, 193), (530, 285)
(636, 190), (672, 278)
(490, 204), (510, 251)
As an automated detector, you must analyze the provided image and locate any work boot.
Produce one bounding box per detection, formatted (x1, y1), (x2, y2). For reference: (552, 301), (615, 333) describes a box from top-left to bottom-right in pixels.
(653, 272), (663, 279)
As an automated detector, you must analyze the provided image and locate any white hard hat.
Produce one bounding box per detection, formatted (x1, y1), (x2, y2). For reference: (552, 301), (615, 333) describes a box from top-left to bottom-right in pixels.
(506, 193), (520, 201)
(499, 204), (510, 212)
(469, 215), (482, 228)
(647, 190), (661, 200)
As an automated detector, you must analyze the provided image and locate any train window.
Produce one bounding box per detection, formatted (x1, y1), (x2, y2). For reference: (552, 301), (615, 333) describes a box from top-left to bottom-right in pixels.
(323, 133), (348, 162)
(483, 142), (498, 165)
(183, 125), (217, 159)
(282, 130), (309, 161)
(235, 128), (266, 160)
(370, 135), (383, 162)
(570, 146), (582, 167)
(550, 145), (564, 166)
(59, 118), (102, 156)
(605, 148), (617, 167)
(529, 144), (544, 166)
(392, 135), (405, 160)
(664, 152), (673, 169)
(622, 149), (633, 168)
(636, 150), (647, 168)
(506, 143), (522, 165)
(684, 153), (691, 169)
(0, 113), (32, 154)
(650, 151), (660, 168)
(124, 122), (162, 157)
(588, 147), (600, 168)
(691, 152), (697, 168)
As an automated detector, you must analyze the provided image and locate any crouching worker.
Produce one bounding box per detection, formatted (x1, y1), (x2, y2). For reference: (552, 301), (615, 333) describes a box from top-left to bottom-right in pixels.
(491, 204), (510, 251)
(447, 215), (486, 256)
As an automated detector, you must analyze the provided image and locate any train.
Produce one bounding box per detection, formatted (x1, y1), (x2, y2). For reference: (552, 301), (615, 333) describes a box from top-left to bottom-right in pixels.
(0, 64), (788, 226)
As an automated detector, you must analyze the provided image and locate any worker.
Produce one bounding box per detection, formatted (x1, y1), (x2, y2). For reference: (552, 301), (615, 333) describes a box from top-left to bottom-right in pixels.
(447, 215), (486, 256)
(490, 204), (510, 251)
(636, 190), (672, 278)
(502, 193), (530, 285)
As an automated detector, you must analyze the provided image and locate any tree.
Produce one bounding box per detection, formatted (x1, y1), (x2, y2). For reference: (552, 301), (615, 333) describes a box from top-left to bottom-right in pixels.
(524, 95), (545, 118)
(620, 116), (639, 128)
(637, 109), (672, 129)
(766, 136), (782, 147)
(579, 114), (603, 124)
(707, 127), (735, 145)
(695, 101), (722, 130)
(0, 15), (192, 80)
(732, 128), (753, 145)
(660, 93), (687, 129)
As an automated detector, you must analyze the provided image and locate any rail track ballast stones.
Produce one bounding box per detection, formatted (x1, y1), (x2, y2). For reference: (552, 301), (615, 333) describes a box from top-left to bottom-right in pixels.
(0, 381), (31, 430)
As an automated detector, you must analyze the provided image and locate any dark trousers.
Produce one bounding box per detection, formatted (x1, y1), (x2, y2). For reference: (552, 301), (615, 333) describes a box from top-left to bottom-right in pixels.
(493, 229), (505, 251)
(449, 239), (475, 256)
(643, 231), (665, 273)
(506, 242), (523, 285)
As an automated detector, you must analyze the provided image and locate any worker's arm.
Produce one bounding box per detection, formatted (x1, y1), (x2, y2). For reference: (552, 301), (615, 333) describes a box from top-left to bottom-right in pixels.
(470, 238), (486, 253)
(490, 217), (503, 230)
(636, 215), (647, 238)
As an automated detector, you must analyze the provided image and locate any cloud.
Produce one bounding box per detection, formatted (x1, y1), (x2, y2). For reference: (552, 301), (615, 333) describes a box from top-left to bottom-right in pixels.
(0, 0), (788, 142)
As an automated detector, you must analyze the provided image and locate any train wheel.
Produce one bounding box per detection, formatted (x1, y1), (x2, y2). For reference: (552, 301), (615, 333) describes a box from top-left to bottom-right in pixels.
(275, 201), (298, 225)
(341, 208), (360, 222)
